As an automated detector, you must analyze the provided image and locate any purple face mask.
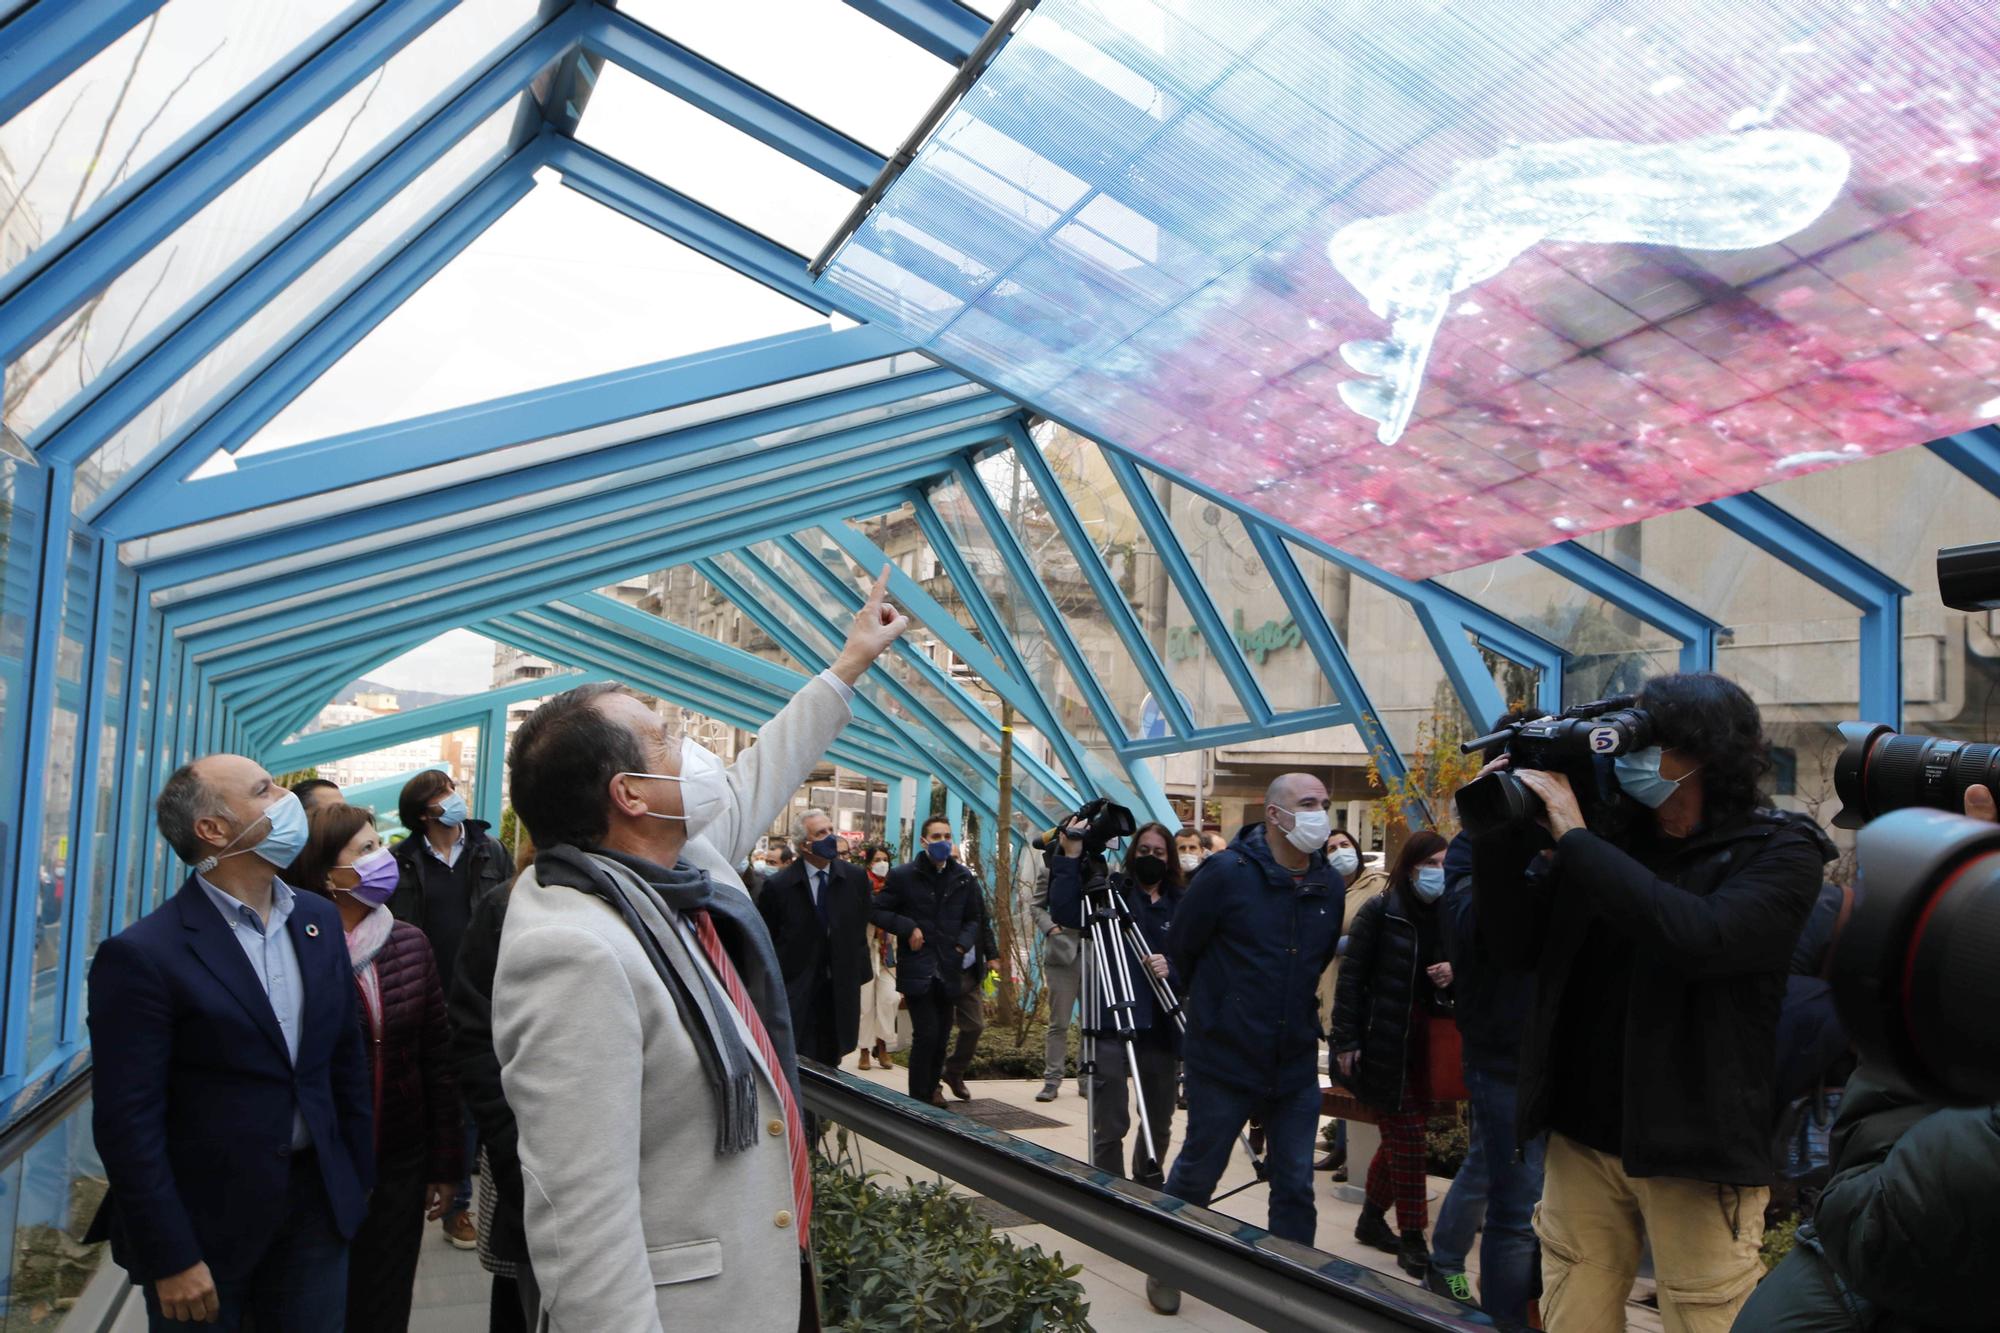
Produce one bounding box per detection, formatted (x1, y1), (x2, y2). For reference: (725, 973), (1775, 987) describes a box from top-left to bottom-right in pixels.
(334, 848), (400, 907)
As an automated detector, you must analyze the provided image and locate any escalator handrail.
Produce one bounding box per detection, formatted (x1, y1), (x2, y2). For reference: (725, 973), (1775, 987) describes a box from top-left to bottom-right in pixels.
(0, 1050), (92, 1170)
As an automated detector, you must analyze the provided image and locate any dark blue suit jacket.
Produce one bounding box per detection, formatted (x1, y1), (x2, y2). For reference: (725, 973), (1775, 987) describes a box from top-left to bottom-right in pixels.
(85, 877), (373, 1282)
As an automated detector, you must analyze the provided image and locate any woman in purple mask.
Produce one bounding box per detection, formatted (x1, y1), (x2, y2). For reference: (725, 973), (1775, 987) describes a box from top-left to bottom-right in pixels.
(289, 805), (462, 1333)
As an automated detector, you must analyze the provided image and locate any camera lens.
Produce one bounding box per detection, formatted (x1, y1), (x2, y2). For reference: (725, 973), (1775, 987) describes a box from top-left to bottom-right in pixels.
(1834, 722), (2000, 828)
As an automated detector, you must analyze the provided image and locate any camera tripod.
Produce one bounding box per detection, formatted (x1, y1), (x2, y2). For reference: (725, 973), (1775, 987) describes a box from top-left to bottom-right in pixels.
(1076, 872), (1267, 1189)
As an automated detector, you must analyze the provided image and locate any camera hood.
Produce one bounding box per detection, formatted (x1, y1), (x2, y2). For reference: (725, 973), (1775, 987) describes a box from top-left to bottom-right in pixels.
(1833, 807), (2000, 1106)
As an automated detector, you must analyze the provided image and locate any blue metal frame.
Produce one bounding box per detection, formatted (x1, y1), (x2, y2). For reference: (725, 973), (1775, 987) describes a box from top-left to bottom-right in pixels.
(262, 674), (601, 773)
(1928, 428), (2000, 499)
(1700, 493), (1907, 724)
(1526, 542), (1721, 674)
(0, 0), (169, 130)
(842, 0), (989, 66)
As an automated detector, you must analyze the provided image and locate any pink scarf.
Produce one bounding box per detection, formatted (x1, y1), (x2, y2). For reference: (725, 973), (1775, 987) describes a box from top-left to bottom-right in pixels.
(344, 904), (395, 1033)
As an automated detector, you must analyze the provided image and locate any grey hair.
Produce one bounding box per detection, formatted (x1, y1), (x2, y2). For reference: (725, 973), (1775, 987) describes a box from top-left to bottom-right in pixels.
(797, 806), (832, 838)
(156, 762), (232, 864)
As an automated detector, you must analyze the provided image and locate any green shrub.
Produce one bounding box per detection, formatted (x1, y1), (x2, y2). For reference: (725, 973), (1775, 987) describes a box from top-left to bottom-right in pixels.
(813, 1147), (1090, 1331)
(1425, 1108), (1469, 1179)
(1761, 1214), (1801, 1272)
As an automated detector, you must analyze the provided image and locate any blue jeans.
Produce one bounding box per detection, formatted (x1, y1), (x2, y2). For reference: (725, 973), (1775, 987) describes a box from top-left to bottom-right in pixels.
(1164, 1070), (1320, 1244)
(145, 1155), (347, 1332)
(450, 1098), (479, 1217)
(1433, 1064), (1546, 1325)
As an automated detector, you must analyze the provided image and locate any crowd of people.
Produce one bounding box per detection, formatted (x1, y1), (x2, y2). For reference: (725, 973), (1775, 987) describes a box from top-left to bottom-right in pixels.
(79, 544), (1990, 1333)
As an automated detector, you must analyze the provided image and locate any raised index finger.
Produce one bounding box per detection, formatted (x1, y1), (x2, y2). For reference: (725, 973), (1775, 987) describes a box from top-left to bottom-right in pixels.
(868, 564), (893, 605)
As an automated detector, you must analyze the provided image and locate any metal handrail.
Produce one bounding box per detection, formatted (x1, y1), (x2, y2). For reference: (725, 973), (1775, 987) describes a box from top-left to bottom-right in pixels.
(801, 1065), (1494, 1333)
(0, 1050), (92, 1170)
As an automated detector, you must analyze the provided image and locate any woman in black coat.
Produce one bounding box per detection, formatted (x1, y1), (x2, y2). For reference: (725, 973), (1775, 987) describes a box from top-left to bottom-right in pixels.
(1330, 829), (1452, 1277)
(290, 805), (462, 1333)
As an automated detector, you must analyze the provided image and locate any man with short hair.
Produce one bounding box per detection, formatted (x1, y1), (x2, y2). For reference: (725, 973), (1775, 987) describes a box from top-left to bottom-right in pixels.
(88, 756), (372, 1330)
(494, 567), (906, 1332)
(759, 808), (872, 1067)
(769, 842), (795, 872)
(1161, 774), (1343, 1248)
(872, 817), (984, 1108)
(1174, 827), (1205, 876)
(1032, 851), (1083, 1103)
(289, 777), (343, 814)
(1200, 830), (1227, 857)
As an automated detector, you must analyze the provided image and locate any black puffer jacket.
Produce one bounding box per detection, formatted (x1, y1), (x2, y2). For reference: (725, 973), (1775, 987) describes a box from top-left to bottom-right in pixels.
(1734, 1069), (2000, 1331)
(870, 855), (983, 997)
(1329, 882), (1447, 1112)
(359, 921), (463, 1182)
(448, 881), (526, 1266)
(1474, 808), (1831, 1184)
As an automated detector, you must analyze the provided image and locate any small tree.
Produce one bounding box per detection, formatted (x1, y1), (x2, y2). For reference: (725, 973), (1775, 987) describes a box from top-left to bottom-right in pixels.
(272, 766), (320, 788)
(1366, 708), (1485, 841)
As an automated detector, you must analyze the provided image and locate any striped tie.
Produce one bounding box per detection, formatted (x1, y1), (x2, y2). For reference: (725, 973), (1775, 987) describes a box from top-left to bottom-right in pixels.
(691, 909), (812, 1247)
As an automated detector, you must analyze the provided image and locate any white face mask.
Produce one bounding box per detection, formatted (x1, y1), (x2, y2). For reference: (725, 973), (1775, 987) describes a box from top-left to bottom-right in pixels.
(1330, 846), (1360, 878)
(1179, 853), (1203, 874)
(616, 737), (729, 840)
(1275, 806), (1332, 854)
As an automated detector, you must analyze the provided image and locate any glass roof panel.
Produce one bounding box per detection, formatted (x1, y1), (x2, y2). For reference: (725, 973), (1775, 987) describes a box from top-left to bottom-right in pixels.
(0, 0), (367, 287)
(5, 0), (544, 443)
(235, 184), (826, 454)
(638, 564), (791, 667)
(830, 501), (1001, 670)
(576, 62), (859, 257)
(71, 97), (525, 512)
(623, 0), (955, 155)
(825, 0), (2000, 579)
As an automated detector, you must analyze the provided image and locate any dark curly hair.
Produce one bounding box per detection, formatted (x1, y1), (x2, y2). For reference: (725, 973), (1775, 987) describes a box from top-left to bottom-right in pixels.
(1636, 672), (1770, 827)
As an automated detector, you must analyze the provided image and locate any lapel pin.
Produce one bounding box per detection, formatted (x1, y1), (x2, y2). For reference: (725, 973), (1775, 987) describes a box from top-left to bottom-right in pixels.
(305, 923), (320, 938)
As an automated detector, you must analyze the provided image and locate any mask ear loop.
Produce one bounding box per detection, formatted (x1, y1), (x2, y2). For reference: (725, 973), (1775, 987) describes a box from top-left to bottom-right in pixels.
(614, 771), (692, 823)
(192, 807), (272, 875)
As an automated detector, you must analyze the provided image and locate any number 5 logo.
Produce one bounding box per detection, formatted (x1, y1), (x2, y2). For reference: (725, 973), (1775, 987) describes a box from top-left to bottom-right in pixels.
(1589, 726), (1620, 754)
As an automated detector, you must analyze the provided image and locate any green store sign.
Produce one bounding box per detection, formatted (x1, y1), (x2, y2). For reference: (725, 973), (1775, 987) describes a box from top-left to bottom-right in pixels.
(1166, 610), (1305, 666)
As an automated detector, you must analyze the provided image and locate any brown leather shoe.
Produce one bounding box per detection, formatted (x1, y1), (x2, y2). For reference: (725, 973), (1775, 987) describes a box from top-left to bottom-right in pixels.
(929, 1088), (948, 1108)
(945, 1074), (973, 1101)
(857, 1052), (872, 1070)
(873, 1040), (890, 1065)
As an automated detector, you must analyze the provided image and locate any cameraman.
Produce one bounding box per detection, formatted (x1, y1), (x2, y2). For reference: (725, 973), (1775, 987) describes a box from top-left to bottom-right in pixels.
(1471, 673), (1832, 1333)
(1044, 820), (1183, 1187)
(1732, 785), (2000, 1333)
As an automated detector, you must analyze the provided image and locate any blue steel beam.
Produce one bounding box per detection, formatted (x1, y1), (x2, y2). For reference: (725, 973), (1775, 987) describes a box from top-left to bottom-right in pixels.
(485, 608), (918, 779)
(56, 536), (127, 1045)
(1002, 421), (1194, 738)
(548, 137), (829, 311)
(770, 533), (1081, 814)
(584, 6), (883, 191)
(1, 0), (461, 357)
(35, 6), (585, 466)
(113, 322), (937, 536)
(94, 137), (546, 528)
(1101, 448), (1273, 728)
(262, 674), (603, 773)
(173, 438), (990, 666)
(1526, 542), (1721, 674)
(0, 0), (166, 129)
(1928, 428), (2000, 498)
(1700, 492), (1908, 723)
(232, 637), (434, 752)
(843, 0), (989, 65)
(815, 516), (1093, 799)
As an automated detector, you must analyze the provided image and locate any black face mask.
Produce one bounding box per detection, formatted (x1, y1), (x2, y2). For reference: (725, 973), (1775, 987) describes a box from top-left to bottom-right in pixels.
(1130, 854), (1168, 886)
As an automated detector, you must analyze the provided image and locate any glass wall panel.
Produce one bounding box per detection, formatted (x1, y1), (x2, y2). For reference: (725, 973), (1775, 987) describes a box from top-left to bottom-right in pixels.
(5, 0), (542, 442)
(29, 534), (98, 1069)
(0, 1095), (108, 1321)
(1760, 446), (2000, 746)
(121, 613), (159, 931)
(71, 98), (526, 510)
(624, 0), (954, 154)
(577, 64), (859, 257)
(1570, 507), (1859, 822)
(87, 566), (137, 962)
(969, 448), (1151, 738)
(0, 457), (46, 904)
(0, 0), (365, 285)
(1034, 431), (1255, 730)
(845, 502), (1000, 663)
(1434, 553), (1679, 706)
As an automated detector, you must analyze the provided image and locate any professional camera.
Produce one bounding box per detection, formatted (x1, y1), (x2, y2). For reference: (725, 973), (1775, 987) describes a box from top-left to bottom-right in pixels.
(1453, 696), (1654, 838)
(1034, 798), (1136, 858)
(1828, 723), (2000, 829)
(1832, 808), (2000, 1106)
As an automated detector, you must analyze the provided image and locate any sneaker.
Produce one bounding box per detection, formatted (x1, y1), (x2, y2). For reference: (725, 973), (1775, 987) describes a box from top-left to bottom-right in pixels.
(443, 1211), (478, 1251)
(1354, 1206), (1398, 1255)
(1145, 1277), (1181, 1315)
(1314, 1150), (1346, 1173)
(1332, 1164), (1348, 1183)
(1035, 1082), (1060, 1103)
(1424, 1269), (1474, 1303)
(1397, 1229), (1430, 1277)
(945, 1074), (973, 1101)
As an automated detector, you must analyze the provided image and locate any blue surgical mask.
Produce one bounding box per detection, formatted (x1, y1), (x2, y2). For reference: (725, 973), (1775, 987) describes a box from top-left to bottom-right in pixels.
(1412, 865), (1446, 902)
(434, 790), (468, 828)
(1614, 746), (1695, 810)
(197, 789), (308, 874)
(808, 834), (841, 860)
(926, 839), (953, 864)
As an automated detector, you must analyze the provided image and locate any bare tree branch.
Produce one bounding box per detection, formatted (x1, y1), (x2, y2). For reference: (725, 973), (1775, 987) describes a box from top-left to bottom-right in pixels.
(0, 85), (90, 242)
(103, 37), (230, 198)
(302, 65), (387, 203)
(62, 13), (162, 228)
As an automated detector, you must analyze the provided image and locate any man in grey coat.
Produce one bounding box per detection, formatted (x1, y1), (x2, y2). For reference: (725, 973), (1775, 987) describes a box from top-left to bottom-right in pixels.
(494, 570), (906, 1333)
(1033, 860), (1083, 1102)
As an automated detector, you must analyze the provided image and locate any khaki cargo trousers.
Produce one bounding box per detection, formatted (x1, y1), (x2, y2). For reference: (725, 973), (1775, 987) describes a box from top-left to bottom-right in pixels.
(1536, 1133), (1767, 1333)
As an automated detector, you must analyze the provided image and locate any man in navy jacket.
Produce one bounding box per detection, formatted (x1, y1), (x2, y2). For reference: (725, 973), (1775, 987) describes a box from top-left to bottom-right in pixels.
(87, 755), (372, 1330)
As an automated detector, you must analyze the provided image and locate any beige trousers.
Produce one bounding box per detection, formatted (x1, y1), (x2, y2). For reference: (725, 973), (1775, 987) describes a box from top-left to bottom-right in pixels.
(856, 929), (903, 1052)
(1536, 1133), (1767, 1333)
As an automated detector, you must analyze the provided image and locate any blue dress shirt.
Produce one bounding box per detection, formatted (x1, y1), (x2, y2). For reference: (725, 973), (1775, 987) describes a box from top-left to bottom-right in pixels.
(196, 874), (311, 1150)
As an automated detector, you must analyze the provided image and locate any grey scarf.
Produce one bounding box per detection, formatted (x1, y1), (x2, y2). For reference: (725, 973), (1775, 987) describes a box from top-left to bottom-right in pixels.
(533, 845), (763, 1156)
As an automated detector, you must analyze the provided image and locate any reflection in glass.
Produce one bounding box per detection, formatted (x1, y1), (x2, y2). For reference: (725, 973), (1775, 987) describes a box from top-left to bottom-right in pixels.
(87, 566), (138, 961)
(30, 534), (98, 1070)
(4, 1097), (111, 1320)
(5, 0), (541, 443)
